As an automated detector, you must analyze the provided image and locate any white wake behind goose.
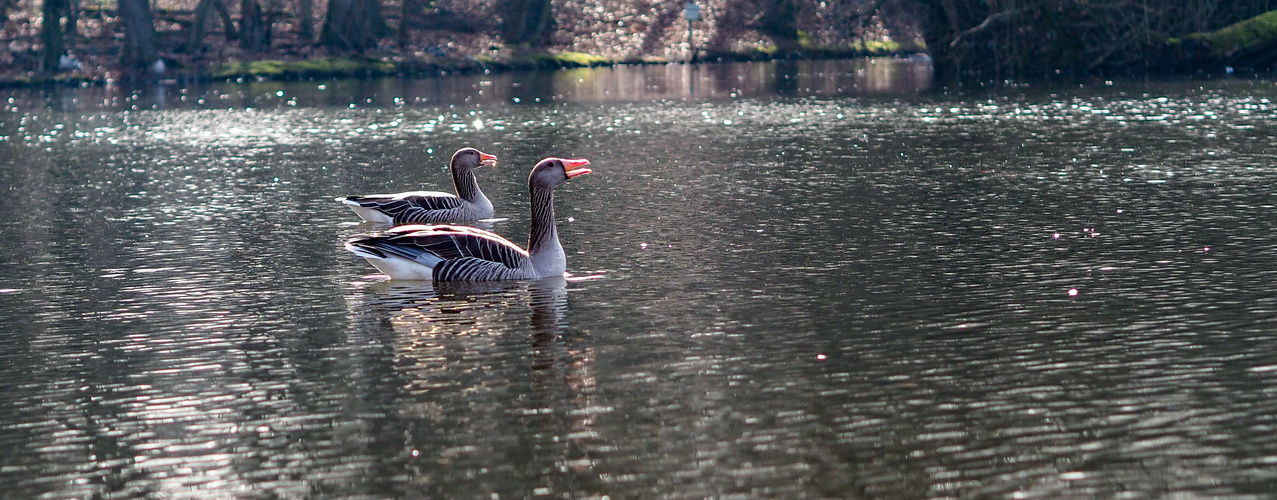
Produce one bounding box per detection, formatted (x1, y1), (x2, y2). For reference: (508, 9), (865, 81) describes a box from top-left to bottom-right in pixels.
(339, 147), (498, 224)
(344, 157), (592, 281)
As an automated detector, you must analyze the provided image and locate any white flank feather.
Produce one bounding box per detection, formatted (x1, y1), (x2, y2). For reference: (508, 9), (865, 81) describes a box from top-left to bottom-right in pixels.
(340, 199), (395, 223)
(344, 242), (435, 280)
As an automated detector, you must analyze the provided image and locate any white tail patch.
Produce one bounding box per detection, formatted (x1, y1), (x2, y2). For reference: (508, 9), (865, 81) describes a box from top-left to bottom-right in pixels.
(342, 201), (394, 224)
(356, 253), (435, 280)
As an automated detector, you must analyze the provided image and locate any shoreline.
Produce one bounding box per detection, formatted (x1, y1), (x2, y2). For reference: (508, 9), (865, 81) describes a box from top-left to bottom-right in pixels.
(0, 45), (915, 90)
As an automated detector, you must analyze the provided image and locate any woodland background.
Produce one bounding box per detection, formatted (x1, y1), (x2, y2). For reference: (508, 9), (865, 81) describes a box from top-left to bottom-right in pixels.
(2, 0), (1277, 83)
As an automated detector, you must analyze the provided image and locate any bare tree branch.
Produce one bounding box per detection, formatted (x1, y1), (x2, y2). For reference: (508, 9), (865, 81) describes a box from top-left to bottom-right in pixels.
(948, 7), (1022, 48)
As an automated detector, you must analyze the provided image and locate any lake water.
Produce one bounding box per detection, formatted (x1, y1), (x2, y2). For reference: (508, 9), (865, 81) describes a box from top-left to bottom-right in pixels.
(3, 59), (1277, 498)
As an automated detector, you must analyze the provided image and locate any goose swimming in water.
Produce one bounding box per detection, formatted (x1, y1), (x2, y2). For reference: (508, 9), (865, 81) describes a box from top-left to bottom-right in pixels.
(339, 147), (498, 224)
(345, 157), (592, 281)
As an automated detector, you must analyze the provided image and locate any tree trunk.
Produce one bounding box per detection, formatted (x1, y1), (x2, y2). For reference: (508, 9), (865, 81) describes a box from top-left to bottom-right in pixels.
(239, 0), (267, 51)
(41, 0), (69, 71)
(758, 0), (799, 52)
(912, 0), (963, 81)
(297, 0), (313, 41)
(118, 0), (159, 69)
(65, 0), (78, 42)
(321, 0), (382, 52)
(397, 0), (410, 48)
(500, 0), (552, 47)
(216, 0), (237, 39)
(0, 0), (14, 30)
(185, 0), (227, 53)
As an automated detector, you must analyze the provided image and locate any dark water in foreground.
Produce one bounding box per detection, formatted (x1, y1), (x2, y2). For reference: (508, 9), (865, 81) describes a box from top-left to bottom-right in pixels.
(3, 59), (1277, 498)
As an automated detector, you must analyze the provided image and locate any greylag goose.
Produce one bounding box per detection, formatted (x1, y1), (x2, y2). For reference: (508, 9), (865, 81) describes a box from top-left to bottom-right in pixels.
(339, 147), (498, 224)
(344, 158), (592, 281)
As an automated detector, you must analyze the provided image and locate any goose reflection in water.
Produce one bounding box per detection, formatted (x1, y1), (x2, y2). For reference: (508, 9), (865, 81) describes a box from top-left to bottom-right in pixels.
(344, 275), (605, 490)
(350, 275), (569, 337)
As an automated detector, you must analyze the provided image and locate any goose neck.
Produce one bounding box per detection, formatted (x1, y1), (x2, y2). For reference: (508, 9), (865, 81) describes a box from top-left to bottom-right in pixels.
(452, 168), (483, 202)
(527, 186), (558, 255)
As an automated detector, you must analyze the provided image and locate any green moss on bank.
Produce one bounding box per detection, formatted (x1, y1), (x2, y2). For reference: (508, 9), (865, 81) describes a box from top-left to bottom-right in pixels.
(204, 42), (917, 83)
(1156, 9), (1277, 71)
(0, 73), (98, 88)
(211, 51), (618, 81)
(705, 39), (906, 62)
(1186, 10), (1277, 56)
(209, 58), (398, 79)
(474, 51), (615, 70)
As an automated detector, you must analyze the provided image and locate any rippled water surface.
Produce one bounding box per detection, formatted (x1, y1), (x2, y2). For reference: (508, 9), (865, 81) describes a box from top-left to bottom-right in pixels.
(4, 59), (1277, 497)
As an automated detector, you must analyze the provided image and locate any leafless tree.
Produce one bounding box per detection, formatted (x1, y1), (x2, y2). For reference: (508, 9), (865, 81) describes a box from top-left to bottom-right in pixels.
(240, 0), (268, 51)
(322, 0), (384, 51)
(41, 0), (70, 71)
(184, 0), (238, 54)
(298, 0), (314, 41)
(904, 0), (1277, 81)
(501, 0), (553, 46)
(119, 0), (160, 69)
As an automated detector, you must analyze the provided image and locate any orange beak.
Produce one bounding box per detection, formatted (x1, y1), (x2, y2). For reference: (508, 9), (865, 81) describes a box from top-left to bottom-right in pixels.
(479, 152), (498, 167)
(563, 158), (592, 178)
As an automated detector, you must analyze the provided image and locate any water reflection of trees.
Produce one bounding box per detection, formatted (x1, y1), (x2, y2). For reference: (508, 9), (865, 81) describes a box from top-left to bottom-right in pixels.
(497, 59), (930, 102)
(343, 276), (607, 497)
(11, 59), (931, 116)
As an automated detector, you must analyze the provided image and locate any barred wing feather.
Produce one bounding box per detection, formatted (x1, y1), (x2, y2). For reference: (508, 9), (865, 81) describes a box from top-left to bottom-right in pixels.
(433, 257), (521, 281)
(384, 225), (529, 269)
(346, 192), (463, 222)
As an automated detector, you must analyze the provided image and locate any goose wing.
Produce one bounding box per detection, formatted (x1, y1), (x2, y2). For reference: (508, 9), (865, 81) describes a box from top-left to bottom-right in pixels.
(344, 233), (444, 268)
(382, 224), (529, 269)
(345, 191), (463, 215)
(432, 257), (522, 281)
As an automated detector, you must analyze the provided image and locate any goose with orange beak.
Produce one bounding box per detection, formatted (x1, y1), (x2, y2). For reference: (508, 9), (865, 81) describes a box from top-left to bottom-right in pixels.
(345, 158), (592, 281)
(340, 147), (499, 224)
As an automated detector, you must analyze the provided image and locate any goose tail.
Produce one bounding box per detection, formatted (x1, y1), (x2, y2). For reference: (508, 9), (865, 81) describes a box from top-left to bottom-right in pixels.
(345, 235), (444, 280)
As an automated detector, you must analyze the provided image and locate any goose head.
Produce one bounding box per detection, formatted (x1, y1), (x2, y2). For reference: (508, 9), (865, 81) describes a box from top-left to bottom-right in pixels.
(529, 157), (592, 190)
(452, 147), (498, 173)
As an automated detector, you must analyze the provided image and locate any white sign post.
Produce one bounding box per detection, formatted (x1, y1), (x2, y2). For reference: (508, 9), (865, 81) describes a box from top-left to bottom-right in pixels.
(684, 1), (701, 61)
